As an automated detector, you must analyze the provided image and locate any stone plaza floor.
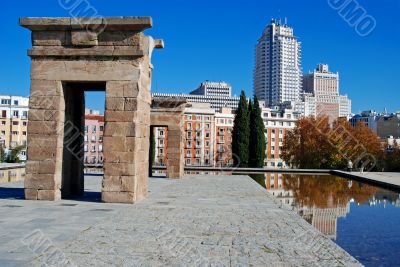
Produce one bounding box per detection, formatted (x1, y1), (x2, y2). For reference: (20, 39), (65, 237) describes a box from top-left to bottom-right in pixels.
(0, 174), (361, 266)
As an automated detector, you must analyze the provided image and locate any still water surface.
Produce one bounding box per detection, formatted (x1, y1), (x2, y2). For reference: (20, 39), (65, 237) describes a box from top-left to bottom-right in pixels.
(249, 173), (400, 267)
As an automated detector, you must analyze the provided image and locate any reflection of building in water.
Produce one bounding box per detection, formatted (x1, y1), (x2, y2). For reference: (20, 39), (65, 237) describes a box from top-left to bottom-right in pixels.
(396, 198), (400, 208)
(298, 204), (350, 240)
(264, 173), (350, 240)
(264, 173), (294, 207)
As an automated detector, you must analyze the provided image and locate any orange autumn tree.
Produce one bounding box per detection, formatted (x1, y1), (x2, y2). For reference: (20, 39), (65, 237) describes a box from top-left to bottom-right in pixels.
(282, 117), (382, 170)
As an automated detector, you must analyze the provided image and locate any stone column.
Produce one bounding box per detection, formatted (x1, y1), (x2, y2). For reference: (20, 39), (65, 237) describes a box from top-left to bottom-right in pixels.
(102, 78), (151, 203)
(25, 80), (65, 200)
(166, 125), (184, 179)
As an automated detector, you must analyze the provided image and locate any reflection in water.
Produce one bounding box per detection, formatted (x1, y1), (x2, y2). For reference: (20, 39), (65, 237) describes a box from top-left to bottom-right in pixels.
(253, 173), (400, 241)
(0, 168), (25, 183)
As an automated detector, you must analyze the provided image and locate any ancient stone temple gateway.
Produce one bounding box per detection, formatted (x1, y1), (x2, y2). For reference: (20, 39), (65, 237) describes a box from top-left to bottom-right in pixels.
(20, 17), (182, 204)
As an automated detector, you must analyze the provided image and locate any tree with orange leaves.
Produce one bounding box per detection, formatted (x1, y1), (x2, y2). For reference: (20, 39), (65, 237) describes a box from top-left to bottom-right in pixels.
(283, 116), (382, 170)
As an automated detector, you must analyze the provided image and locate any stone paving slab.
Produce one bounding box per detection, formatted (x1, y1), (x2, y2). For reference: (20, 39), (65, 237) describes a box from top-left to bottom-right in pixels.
(0, 175), (361, 266)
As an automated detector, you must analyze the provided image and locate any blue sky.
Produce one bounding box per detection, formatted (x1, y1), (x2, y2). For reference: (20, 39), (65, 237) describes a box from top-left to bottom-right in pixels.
(1, 0), (399, 113)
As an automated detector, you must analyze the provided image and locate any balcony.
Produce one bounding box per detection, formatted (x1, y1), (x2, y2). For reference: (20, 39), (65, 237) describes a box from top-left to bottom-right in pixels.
(217, 139), (225, 144)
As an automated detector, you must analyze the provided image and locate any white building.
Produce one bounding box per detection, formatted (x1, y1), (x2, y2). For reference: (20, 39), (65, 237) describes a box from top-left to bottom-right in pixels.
(0, 95), (29, 161)
(190, 81), (232, 97)
(339, 95), (352, 118)
(254, 19), (302, 107)
(152, 81), (241, 112)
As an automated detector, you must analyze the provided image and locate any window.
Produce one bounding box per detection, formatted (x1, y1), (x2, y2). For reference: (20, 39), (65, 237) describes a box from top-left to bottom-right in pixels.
(187, 123), (192, 130)
(160, 139), (164, 145)
(99, 144), (103, 152)
(1, 99), (11, 105)
(12, 121), (19, 126)
(206, 141), (209, 147)
(92, 126), (96, 133)
(13, 100), (19, 105)
(23, 122), (27, 126)
(206, 123), (210, 129)
(13, 111), (19, 118)
(100, 126), (104, 131)
(91, 135), (96, 141)
(1, 131), (5, 135)
(186, 159), (191, 165)
(23, 131), (27, 136)
(12, 131), (18, 135)
(85, 126), (88, 133)
(1, 111), (6, 118)
(91, 144), (96, 152)
(22, 111), (28, 118)
(84, 145), (88, 152)
(205, 132), (210, 138)
(160, 130), (164, 136)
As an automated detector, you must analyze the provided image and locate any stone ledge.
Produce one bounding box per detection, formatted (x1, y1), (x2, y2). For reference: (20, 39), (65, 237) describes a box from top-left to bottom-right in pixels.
(19, 17), (152, 31)
(28, 46), (144, 57)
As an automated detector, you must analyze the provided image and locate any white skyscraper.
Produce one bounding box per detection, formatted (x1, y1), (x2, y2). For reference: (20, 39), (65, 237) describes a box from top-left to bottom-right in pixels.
(254, 19), (302, 107)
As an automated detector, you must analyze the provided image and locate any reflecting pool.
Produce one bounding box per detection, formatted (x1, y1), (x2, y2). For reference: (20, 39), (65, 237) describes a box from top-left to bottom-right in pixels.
(250, 173), (400, 267)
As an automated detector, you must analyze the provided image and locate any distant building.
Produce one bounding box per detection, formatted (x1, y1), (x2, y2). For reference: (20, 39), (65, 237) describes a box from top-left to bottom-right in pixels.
(154, 127), (168, 166)
(190, 81), (232, 97)
(0, 95), (29, 161)
(154, 104), (235, 167)
(214, 107), (234, 167)
(376, 113), (400, 139)
(303, 64), (351, 121)
(349, 110), (379, 131)
(260, 103), (301, 168)
(254, 19), (302, 106)
(152, 81), (241, 112)
(84, 114), (104, 164)
(183, 103), (216, 166)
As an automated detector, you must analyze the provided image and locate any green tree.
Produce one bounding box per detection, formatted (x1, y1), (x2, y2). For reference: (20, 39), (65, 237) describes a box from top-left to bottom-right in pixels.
(0, 146), (5, 162)
(249, 96), (266, 167)
(6, 145), (26, 163)
(232, 90), (250, 167)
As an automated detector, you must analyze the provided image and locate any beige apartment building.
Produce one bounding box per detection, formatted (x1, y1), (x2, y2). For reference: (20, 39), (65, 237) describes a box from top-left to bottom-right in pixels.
(262, 105), (301, 168)
(0, 95), (29, 160)
(303, 64), (352, 121)
(215, 107), (234, 167)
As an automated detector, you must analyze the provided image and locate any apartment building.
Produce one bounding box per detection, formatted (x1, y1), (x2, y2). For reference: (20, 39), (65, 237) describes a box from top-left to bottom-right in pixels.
(184, 103), (216, 166)
(215, 107), (234, 167)
(84, 114), (104, 164)
(154, 127), (168, 166)
(0, 95), (29, 160)
(254, 19), (302, 106)
(262, 105), (301, 168)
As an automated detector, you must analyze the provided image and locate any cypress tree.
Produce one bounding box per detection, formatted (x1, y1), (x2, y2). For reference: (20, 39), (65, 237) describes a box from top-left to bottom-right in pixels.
(232, 90), (250, 167)
(249, 96), (266, 167)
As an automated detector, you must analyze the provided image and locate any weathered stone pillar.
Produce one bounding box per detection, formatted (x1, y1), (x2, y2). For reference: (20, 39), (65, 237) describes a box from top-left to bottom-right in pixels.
(20, 17), (163, 203)
(151, 99), (186, 179)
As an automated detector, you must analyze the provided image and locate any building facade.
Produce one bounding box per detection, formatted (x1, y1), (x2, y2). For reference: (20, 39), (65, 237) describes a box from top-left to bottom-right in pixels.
(261, 105), (301, 168)
(303, 64), (352, 121)
(0, 95), (29, 161)
(84, 114), (104, 165)
(190, 81), (232, 97)
(183, 103), (216, 166)
(214, 107), (234, 167)
(154, 127), (168, 166)
(254, 19), (302, 106)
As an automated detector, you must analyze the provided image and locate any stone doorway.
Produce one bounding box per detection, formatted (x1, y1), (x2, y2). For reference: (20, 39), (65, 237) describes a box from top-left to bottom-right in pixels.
(61, 82), (105, 199)
(150, 99), (187, 179)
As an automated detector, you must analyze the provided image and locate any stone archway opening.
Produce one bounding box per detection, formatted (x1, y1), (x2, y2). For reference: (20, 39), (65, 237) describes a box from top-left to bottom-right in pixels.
(61, 82), (106, 199)
(150, 99), (187, 179)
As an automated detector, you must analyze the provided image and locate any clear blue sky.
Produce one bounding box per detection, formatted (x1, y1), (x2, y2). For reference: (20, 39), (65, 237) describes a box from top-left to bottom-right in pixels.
(1, 0), (399, 113)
